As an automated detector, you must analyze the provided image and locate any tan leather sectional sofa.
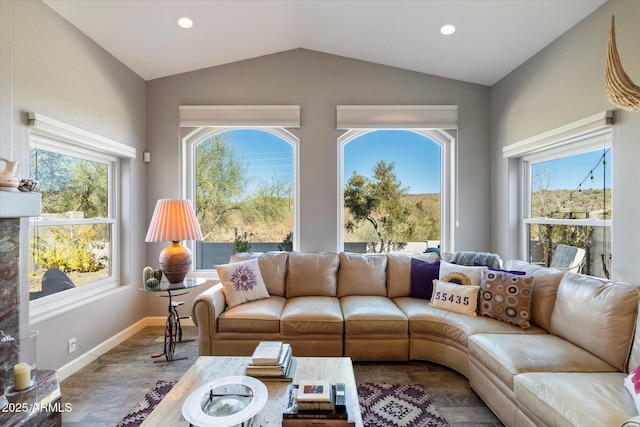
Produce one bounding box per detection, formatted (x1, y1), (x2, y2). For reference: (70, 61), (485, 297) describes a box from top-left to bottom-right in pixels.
(191, 251), (640, 426)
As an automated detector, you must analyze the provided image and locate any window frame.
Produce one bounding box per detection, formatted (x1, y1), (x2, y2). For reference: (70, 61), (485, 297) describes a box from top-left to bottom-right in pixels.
(502, 111), (614, 267)
(182, 126), (299, 277)
(27, 113), (134, 323)
(519, 135), (612, 264)
(338, 128), (456, 253)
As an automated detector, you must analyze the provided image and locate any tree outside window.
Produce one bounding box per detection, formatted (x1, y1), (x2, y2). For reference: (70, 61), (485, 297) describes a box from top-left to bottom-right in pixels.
(342, 130), (441, 253)
(192, 129), (294, 267)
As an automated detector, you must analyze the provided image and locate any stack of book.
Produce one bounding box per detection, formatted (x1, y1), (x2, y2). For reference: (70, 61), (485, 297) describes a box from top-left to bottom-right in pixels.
(245, 341), (295, 381)
(282, 381), (355, 426)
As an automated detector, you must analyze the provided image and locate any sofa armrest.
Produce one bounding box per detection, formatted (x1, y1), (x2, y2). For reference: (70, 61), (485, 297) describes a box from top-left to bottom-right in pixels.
(622, 416), (640, 426)
(191, 282), (226, 356)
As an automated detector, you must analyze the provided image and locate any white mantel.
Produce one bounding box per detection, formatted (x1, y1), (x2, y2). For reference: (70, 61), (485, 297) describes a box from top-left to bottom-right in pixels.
(0, 191), (41, 218)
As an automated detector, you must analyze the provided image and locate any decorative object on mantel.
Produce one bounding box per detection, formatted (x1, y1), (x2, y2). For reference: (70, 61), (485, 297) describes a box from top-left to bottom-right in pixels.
(18, 179), (37, 192)
(0, 158), (20, 191)
(145, 199), (203, 283)
(605, 15), (640, 112)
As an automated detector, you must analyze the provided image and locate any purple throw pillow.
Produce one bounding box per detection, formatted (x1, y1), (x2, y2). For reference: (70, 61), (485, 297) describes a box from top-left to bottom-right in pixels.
(410, 259), (440, 299)
(488, 266), (526, 275)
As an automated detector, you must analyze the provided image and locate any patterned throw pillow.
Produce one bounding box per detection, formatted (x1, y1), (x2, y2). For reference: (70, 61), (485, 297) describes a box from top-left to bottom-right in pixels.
(216, 258), (270, 308)
(624, 365), (640, 415)
(479, 269), (533, 328)
(439, 261), (486, 286)
(430, 280), (479, 316)
(409, 259), (440, 299)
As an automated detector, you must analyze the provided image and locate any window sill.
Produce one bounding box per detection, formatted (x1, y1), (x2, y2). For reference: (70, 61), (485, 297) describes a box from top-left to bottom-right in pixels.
(29, 280), (122, 324)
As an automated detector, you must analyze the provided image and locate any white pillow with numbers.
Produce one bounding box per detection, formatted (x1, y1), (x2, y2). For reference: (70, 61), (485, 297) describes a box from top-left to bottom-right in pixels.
(430, 280), (479, 316)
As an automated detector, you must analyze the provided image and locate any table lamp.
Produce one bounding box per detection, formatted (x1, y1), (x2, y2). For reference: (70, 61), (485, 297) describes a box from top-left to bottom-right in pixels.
(145, 199), (203, 283)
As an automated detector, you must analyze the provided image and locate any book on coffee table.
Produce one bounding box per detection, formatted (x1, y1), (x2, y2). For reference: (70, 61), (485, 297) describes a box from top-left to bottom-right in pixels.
(249, 356), (297, 382)
(246, 343), (294, 380)
(251, 341), (283, 365)
(282, 383), (355, 425)
(297, 380), (331, 402)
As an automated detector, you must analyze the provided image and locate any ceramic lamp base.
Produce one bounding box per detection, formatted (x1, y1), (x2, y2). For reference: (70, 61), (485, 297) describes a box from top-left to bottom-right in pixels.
(159, 241), (192, 283)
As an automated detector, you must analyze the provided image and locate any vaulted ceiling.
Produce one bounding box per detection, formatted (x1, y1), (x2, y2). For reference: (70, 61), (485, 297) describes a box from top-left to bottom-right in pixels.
(43, 0), (606, 86)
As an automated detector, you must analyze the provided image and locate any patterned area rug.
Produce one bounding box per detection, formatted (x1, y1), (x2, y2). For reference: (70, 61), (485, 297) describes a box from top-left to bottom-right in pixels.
(357, 383), (450, 427)
(116, 380), (175, 427)
(118, 380), (449, 427)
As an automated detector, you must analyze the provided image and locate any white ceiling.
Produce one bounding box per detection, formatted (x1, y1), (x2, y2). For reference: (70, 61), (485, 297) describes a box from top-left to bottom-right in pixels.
(43, 0), (606, 86)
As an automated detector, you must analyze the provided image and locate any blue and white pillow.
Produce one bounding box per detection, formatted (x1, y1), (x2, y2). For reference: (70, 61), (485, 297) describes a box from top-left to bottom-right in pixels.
(216, 258), (269, 308)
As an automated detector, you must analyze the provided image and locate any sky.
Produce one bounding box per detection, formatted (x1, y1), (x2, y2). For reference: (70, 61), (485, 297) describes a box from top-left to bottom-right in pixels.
(532, 148), (612, 192)
(228, 129), (442, 195)
(224, 129), (610, 196)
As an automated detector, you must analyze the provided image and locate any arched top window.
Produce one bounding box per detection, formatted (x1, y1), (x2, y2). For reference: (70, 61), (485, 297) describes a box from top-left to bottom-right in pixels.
(337, 103), (458, 255)
(339, 129), (454, 253)
(183, 127), (298, 270)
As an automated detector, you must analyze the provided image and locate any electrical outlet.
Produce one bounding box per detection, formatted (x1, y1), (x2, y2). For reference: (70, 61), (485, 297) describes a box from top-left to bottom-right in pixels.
(68, 338), (77, 354)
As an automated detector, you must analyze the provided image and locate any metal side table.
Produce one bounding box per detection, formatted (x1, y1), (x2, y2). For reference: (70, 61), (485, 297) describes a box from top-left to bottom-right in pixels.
(141, 277), (206, 362)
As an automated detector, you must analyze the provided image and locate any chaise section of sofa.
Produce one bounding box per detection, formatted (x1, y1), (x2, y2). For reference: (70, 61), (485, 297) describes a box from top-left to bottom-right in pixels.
(469, 270), (640, 426)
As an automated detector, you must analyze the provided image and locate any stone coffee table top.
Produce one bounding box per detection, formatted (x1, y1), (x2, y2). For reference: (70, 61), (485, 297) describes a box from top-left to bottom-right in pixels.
(141, 356), (363, 426)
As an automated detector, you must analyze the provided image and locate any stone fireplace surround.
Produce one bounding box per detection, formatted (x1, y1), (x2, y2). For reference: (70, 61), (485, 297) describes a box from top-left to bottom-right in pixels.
(0, 191), (41, 382)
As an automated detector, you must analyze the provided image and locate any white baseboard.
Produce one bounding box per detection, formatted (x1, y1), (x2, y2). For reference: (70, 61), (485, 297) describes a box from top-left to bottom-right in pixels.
(56, 316), (196, 381)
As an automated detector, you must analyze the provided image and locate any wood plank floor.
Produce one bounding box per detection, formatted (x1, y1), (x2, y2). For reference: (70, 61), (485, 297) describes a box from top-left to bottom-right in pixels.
(60, 326), (504, 426)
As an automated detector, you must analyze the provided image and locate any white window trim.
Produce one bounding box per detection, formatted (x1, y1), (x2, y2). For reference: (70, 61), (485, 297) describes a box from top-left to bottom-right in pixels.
(28, 112), (136, 158)
(503, 111), (613, 261)
(337, 129), (456, 253)
(336, 105), (458, 253)
(179, 105), (301, 128)
(28, 113), (135, 322)
(336, 105), (458, 129)
(182, 126), (300, 278)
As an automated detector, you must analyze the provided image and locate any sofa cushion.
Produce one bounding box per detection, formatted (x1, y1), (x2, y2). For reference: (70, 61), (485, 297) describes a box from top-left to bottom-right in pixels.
(386, 252), (440, 298)
(229, 251), (288, 297)
(410, 259), (440, 299)
(217, 296), (286, 333)
(430, 280), (479, 316)
(516, 372), (635, 427)
(280, 297), (344, 335)
(286, 252), (339, 297)
(503, 259), (566, 332)
(216, 258), (270, 308)
(439, 261), (485, 286)
(341, 296), (407, 334)
(337, 252), (387, 297)
(550, 273), (640, 372)
(395, 297), (546, 348)
(469, 333), (618, 390)
(479, 269), (533, 328)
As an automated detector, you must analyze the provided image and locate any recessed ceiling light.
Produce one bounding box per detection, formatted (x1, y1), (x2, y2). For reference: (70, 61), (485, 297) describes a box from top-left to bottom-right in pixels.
(440, 24), (456, 36)
(177, 17), (194, 29)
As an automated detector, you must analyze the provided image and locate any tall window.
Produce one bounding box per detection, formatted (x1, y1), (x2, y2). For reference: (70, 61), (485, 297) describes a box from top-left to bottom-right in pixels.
(337, 105), (458, 253)
(186, 128), (297, 268)
(506, 111), (613, 278)
(27, 113), (134, 321)
(340, 129), (448, 254)
(29, 135), (119, 301)
(523, 146), (612, 277)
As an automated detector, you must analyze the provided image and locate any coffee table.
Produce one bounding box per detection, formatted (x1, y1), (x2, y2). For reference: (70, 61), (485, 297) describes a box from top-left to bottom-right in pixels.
(141, 356), (363, 426)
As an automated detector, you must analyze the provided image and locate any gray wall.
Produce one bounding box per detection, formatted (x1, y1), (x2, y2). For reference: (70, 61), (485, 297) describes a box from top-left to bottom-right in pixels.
(491, 0), (640, 282)
(1, 0), (147, 370)
(145, 48), (492, 315)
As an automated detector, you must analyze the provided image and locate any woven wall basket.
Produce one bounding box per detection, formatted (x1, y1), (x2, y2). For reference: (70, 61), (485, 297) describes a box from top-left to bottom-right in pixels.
(605, 15), (640, 112)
